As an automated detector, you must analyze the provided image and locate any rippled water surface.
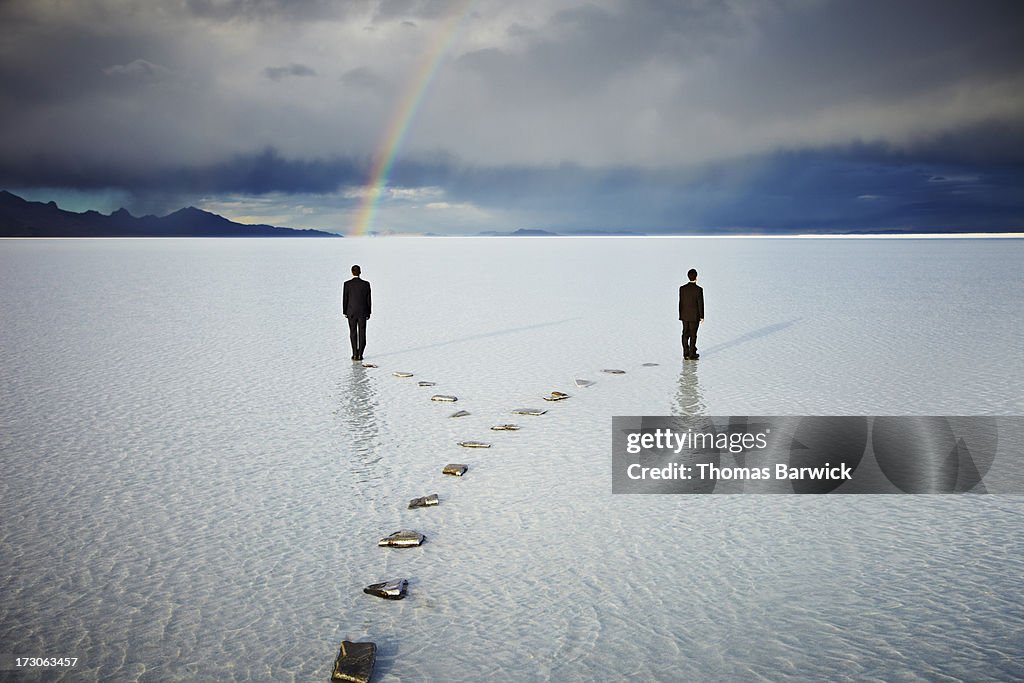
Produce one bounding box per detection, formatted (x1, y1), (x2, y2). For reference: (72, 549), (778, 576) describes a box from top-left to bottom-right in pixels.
(1, 237), (1022, 681)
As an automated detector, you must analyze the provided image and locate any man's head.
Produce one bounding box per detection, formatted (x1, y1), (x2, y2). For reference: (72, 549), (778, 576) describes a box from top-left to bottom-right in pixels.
(351, 265), (361, 276)
(687, 268), (698, 282)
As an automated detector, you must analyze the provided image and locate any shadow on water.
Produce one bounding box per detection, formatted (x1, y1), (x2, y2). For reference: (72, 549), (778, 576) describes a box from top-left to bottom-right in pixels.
(371, 317), (583, 358)
(335, 364), (387, 486)
(675, 361), (706, 416)
(700, 317), (803, 357)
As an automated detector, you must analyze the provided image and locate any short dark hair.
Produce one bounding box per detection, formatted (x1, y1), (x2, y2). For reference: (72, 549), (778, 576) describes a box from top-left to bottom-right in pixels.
(687, 268), (697, 281)
(351, 264), (361, 276)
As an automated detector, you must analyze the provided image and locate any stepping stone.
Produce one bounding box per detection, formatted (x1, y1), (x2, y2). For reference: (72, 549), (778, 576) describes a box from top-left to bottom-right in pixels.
(512, 407), (547, 416)
(431, 394), (458, 402)
(417, 381), (436, 387)
(393, 371), (414, 378)
(642, 362), (659, 367)
(574, 378), (595, 387)
(450, 410), (471, 418)
(408, 493), (439, 509)
(543, 391), (571, 402)
(363, 578), (408, 600)
(602, 369), (626, 374)
(458, 440), (491, 448)
(491, 424), (520, 431)
(331, 640), (376, 683)
(378, 529), (426, 547)
(361, 363), (378, 368)
(442, 463), (468, 476)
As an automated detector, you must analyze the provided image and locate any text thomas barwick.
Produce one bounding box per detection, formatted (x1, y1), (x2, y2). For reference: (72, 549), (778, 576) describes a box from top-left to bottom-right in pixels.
(626, 462), (853, 481)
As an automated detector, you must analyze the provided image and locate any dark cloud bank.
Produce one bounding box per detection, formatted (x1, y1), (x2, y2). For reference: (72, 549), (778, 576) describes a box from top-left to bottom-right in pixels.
(0, 0), (1022, 233)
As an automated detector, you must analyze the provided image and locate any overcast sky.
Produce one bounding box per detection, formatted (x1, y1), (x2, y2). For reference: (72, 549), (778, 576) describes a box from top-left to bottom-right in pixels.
(1, 0), (1023, 233)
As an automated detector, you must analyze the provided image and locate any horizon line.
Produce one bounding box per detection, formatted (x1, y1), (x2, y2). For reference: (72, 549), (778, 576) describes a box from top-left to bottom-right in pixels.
(4, 233), (1023, 241)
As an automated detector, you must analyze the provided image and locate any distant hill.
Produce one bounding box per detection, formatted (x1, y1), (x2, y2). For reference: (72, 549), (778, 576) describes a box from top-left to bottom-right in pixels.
(0, 191), (339, 237)
(476, 228), (560, 236)
(563, 229), (648, 236)
(473, 228), (648, 236)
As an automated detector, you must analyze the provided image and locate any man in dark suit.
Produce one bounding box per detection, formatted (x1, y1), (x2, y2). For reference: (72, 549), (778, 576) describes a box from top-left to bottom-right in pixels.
(679, 268), (704, 360)
(343, 264), (371, 361)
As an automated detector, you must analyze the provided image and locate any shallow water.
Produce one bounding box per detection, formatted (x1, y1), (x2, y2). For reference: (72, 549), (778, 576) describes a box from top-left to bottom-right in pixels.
(1, 237), (1022, 681)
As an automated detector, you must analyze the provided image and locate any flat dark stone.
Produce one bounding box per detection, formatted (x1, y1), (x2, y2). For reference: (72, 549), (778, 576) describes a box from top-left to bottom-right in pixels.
(363, 578), (408, 600)
(512, 407), (547, 416)
(442, 463), (468, 476)
(378, 529), (425, 547)
(543, 391), (571, 401)
(331, 640), (376, 682)
(408, 493), (439, 509)
(450, 410), (471, 418)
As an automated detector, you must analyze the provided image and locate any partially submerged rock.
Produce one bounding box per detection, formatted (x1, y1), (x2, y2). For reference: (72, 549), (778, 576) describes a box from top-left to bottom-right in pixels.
(450, 410), (471, 418)
(543, 391), (571, 402)
(361, 363), (378, 368)
(363, 578), (408, 600)
(574, 378), (595, 387)
(378, 529), (425, 547)
(431, 394), (458, 402)
(491, 424), (520, 431)
(393, 371), (414, 378)
(332, 640), (376, 683)
(458, 440), (491, 448)
(602, 369), (626, 374)
(642, 362), (659, 367)
(512, 407), (548, 416)
(417, 381), (436, 387)
(408, 493), (439, 509)
(442, 463), (468, 476)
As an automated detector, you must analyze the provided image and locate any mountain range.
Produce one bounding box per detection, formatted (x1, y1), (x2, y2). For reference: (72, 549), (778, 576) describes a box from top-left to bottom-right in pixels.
(0, 191), (339, 237)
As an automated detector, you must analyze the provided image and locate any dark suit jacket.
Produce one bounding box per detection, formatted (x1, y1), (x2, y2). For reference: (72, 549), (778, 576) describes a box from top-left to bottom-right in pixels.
(679, 282), (704, 322)
(343, 277), (371, 318)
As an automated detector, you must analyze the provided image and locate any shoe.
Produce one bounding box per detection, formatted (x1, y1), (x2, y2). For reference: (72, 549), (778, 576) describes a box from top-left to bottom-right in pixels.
(357, 354), (364, 361)
(691, 353), (699, 359)
(352, 355), (358, 361)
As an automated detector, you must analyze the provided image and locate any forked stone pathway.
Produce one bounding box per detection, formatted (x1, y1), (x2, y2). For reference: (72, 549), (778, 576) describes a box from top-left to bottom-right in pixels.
(331, 361), (658, 681)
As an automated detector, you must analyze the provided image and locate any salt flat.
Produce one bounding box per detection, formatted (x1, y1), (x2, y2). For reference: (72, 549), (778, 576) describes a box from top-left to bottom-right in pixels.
(1, 237), (1022, 681)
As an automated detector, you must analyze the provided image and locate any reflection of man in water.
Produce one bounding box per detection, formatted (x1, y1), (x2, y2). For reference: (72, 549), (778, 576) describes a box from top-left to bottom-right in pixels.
(343, 264), (371, 361)
(679, 268), (704, 360)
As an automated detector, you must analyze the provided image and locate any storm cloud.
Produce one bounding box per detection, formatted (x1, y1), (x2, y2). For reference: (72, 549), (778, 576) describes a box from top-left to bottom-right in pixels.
(0, 0), (1022, 232)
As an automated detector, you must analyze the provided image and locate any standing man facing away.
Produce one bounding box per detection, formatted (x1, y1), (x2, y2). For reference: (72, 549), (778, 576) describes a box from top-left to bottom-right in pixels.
(343, 264), (371, 361)
(679, 268), (704, 360)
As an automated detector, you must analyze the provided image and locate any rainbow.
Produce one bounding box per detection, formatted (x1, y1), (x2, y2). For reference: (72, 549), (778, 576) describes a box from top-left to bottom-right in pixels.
(350, 1), (474, 236)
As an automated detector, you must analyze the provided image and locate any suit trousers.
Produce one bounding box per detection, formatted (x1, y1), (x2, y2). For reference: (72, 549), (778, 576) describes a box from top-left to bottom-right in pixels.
(348, 316), (367, 357)
(682, 320), (700, 357)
